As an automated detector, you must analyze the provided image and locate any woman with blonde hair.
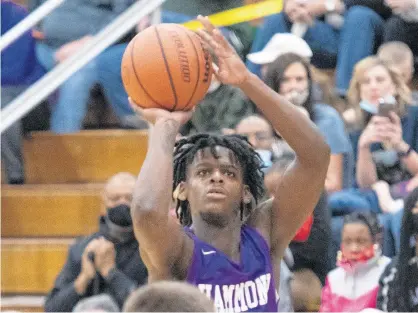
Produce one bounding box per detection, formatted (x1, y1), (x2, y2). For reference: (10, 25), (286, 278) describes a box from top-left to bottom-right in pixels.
(328, 56), (418, 254)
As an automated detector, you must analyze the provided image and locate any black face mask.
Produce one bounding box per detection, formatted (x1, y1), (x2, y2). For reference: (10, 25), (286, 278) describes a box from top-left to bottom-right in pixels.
(104, 204), (134, 244)
(107, 204), (132, 226)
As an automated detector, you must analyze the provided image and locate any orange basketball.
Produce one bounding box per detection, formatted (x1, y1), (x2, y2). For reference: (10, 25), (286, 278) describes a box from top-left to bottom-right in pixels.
(121, 24), (213, 111)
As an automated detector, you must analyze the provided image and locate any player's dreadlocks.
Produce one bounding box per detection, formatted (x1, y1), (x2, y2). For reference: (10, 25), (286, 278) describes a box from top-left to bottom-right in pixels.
(173, 133), (265, 226)
(385, 187), (418, 312)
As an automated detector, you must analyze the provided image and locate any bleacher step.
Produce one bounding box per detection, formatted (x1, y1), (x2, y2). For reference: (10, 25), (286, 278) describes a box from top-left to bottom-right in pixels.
(23, 130), (148, 184)
(1, 296), (45, 312)
(1, 239), (73, 294)
(1, 184), (103, 237)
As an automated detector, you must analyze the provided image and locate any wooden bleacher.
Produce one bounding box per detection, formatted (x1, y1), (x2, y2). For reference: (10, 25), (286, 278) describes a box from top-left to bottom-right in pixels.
(1, 130), (149, 311)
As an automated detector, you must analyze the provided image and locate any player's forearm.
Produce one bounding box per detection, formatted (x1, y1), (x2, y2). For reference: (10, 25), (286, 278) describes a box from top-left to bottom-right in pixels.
(132, 118), (179, 218)
(238, 73), (330, 166)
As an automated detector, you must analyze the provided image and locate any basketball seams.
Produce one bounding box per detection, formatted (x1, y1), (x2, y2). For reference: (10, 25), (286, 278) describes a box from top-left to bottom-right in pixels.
(179, 28), (201, 111)
(155, 26), (178, 111)
(129, 38), (166, 108)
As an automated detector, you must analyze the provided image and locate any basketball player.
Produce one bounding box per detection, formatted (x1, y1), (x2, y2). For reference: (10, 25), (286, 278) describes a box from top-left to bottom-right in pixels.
(129, 16), (330, 312)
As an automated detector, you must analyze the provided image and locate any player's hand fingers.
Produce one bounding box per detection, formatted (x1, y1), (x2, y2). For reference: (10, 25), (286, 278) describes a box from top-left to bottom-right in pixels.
(197, 15), (216, 34)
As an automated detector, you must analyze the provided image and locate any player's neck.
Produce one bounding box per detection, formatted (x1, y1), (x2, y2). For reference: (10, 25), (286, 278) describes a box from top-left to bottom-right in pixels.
(193, 218), (242, 262)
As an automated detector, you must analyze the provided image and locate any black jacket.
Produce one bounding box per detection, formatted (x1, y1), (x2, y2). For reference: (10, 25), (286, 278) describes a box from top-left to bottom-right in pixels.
(377, 255), (418, 312)
(44, 217), (148, 312)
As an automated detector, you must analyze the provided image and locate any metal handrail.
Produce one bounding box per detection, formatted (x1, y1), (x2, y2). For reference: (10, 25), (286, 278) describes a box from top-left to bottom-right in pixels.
(1, 0), (166, 134)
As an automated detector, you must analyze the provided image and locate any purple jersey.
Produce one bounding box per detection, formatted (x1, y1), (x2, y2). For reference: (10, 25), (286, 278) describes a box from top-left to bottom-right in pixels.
(185, 225), (278, 312)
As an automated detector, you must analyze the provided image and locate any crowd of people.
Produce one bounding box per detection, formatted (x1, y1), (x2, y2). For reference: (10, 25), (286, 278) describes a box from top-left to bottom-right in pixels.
(2, 0), (418, 312)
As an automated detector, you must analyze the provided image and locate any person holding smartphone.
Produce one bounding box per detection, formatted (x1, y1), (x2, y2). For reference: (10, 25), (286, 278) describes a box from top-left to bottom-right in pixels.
(327, 56), (418, 257)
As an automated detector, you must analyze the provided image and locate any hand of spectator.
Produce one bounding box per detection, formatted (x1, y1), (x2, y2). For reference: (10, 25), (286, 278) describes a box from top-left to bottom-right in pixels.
(129, 99), (194, 126)
(54, 36), (92, 63)
(196, 15), (250, 86)
(407, 175), (418, 192)
(305, 0), (327, 17)
(93, 237), (116, 278)
(358, 116), (392, 149)
(386, 112), (407, 152)
(385, 0), (417, 12)
(80, 238), (101, 281)
(285, 0), (314, 24)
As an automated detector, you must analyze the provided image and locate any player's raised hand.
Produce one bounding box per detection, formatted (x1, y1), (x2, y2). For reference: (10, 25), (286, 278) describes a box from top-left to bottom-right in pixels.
(196, 15), (250, 86)
(129, 98), (193, 126)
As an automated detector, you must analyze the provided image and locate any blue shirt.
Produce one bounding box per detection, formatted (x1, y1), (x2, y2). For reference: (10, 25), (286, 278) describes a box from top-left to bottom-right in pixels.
(313, 103), (354, 188)
(1, 0), (44, 86)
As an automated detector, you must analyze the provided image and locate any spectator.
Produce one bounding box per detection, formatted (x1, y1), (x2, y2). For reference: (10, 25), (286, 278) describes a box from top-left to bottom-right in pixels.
(30, 0), (133, 133)
(247, 0), (389, 96)
(264, 53), (354, 192)
(377, 187), (418, 312)
(329, 56), (418, 216)
(1, 0), (45, 184)
(377, 41), (418, 104)
(320, 212), (391, 312)
(44, 173), (148, 312)
(382, 0), (418, 70)
(123, 281), (215, 312)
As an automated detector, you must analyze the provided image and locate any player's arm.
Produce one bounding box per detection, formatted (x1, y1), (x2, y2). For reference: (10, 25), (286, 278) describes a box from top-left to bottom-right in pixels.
(130, 106), (194, 280)
(239, 75), (330, 251)
(197, 16), (330, 255)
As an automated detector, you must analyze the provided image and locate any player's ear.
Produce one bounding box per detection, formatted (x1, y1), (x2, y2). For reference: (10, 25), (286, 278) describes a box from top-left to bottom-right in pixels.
(173, 182), (188, 201)
(242, 185), (252, 205)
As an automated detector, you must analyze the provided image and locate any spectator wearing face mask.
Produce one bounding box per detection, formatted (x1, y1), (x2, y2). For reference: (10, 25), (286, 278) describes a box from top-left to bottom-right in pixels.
(377, 187), (418, 312)
(263, 53), (354, 193)
(44, 173), (148, 312)
(320, 212), (390, 312)
(329, 57), (418, 216)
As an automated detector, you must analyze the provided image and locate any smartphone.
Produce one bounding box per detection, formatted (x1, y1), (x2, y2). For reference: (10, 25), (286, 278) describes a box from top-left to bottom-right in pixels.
(378, 97), (397, 118)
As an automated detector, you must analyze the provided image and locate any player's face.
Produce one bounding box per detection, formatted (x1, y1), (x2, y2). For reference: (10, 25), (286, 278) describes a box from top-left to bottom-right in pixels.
(341, 223), (373, 261)
(185, 146), (249, 227)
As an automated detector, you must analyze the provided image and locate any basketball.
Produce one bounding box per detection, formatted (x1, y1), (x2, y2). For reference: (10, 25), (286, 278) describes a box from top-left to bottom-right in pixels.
(121, 24), (213, 111)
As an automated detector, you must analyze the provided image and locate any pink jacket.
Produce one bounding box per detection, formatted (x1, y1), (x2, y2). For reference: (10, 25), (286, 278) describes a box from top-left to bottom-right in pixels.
(320, 254), (390, 312)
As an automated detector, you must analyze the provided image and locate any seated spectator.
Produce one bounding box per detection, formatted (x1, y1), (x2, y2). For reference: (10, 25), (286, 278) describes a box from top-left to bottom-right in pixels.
(320, 212), (391, 312)
(382, 0), (418, 71)
(377, 41), (418, 104)
(44, 173), (148, 312)
(31, 0), (133, 133)
(377, 187), (418, 312)
(123, 281), (215, 312)
(263, 53), (354, 192)
(247, 0), (389, 96)
(329, 56), (418, 216)
(1, 0), (45, 184)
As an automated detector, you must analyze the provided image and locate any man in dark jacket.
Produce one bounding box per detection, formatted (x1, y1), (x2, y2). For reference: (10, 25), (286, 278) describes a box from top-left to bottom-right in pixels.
(44, 173), (148, 312)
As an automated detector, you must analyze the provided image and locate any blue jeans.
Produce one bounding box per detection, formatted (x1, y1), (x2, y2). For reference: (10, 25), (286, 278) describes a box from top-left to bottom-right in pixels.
(96, 44), (133, 118)
(328, 188), (381, 216)
(36, 43), (99, 133)
(247, 5), (384, 94)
